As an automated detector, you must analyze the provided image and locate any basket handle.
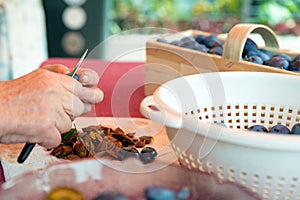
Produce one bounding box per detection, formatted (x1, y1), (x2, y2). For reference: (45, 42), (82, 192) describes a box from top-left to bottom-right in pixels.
(222, 23), (280, 61)
(140, 96), (182, 128)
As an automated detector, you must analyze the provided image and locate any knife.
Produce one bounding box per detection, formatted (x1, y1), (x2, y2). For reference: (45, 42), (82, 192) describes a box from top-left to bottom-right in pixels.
(17, 49), (88, 164)
(67, 49), (88, 78)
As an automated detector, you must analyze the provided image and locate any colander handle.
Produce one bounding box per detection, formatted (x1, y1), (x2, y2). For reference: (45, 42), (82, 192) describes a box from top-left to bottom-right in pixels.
(222, 23), (280, 61)
(140, 96), (182, 128)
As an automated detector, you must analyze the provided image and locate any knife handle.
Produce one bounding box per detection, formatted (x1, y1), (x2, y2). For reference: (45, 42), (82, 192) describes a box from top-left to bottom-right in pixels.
(66, 73), (79, 80)
(17, 143), (36, 163)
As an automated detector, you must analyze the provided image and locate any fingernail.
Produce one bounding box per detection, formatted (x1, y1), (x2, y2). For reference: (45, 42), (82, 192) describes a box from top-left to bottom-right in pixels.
(81, 75), (90, 83)
(96, 88), (104, 102)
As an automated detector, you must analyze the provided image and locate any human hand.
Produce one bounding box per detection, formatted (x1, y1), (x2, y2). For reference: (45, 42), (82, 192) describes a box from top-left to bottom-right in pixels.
(0, 65), (103, 148)
(41, 64), (100, 88)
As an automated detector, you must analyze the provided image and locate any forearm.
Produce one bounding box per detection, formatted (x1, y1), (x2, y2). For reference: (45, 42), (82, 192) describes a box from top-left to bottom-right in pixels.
(0, 80), (18, 140)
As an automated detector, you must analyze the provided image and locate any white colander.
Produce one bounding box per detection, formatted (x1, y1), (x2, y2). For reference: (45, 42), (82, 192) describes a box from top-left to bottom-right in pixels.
(140, 71), (300, 200)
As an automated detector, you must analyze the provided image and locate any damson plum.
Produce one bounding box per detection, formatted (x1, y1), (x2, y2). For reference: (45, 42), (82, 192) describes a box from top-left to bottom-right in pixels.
(92, 187), (190, 200)
(289, 55), (300, 72)
(185, 43), (209, 52)
(242, 38), (258, 57)
(195, 34), (206, 44)
(248, 125), (268, 133)
(169, 40), (181, 46)
(275, 53), (292, 64)
(140, 147), (158, 164)
(156, 38), (168, 44)
(93, 191), (128, 200)
(179, 36), (197, 47)
(269, 125), (291, 134)
(208, 46), (223, 55)
(202, 34), (223, 48)
(176, 187), (190, 199)
(246, 49), (270, 62)
(265, 55), (289, 70)
(258, 48), (272, 58)
(292, 55), (300, 62)
(117, 147), (140, 161)
(291, 123), (300, 135)
(180, 36), (196, 42)
(289, 61), (300, 72)
(145, 186), (176, 200)
(247, 56), (264, 65)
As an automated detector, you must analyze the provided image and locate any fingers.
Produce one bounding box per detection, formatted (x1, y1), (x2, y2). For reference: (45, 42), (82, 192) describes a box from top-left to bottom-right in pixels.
(57, 75), (104, 105)
(39, 102), (91, 148)
(41, 64), (100, 88)
(38, 111), (72, 148)
(77, 68), (100, 87)
(60, 90), (95, 117)
(78, 87), (104, 104)
(37, 127), (62, 148)
(41, 64), (70, 74)
(55, 108), (75, 133)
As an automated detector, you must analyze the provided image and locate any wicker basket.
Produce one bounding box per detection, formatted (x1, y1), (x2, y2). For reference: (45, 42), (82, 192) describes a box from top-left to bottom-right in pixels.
(140, 71), (300, 200)
(144, 23), (300, 96)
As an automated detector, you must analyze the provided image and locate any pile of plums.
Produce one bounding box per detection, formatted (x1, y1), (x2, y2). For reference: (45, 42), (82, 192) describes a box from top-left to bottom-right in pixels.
(248, 123), (300, 134)
(157, 34), (300, 72)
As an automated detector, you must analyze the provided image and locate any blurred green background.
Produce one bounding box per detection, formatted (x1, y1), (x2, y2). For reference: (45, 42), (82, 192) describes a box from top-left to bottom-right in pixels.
(109, 0), (300, 35)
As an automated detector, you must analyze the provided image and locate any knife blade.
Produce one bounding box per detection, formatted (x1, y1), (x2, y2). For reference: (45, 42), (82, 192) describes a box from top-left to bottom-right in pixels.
(17, 49), (88, 164)
(67, 49), (88, 78)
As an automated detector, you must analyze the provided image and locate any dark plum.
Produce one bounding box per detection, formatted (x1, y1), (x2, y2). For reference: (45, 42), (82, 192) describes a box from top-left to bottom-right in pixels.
(181, 36), (195, 42)
(176, 187), (190, 199)
(185, 43), (209, 53)
(258, 48), (272, 58)
(208, 46), (223, 55)
(242, 38), (258, 57)
(195, 34), (206, 44)
(179, 36), (197, 47)
(265, 55), (289, 70)
(92, 191), (128, 200)
(156, 38), (168, 44)
(291, 123), (300, 135)
(245, 50), (258, 57)
(246, 49), (270, 62)
(289, 60), (300, 72)
(269, 125), (291, 134)
(158, 34), (300, 75)
(140, 146), (158, 164)
(170, 40), (181, 46)
(203, 34), (223, 48)
(117, 147), (140, 161)
(247, 56), (264, 65)
(275, 53), (292, 64)
(289, 55), (300, 72)
(145, 186), (176, 200)
(292, 55), (300, 62)
(248, 125), (268, 133)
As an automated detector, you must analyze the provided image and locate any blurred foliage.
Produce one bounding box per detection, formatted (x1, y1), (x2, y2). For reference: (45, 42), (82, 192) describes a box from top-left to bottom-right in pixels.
(256, 0), (300, 35)
(110, 0), (300, 35)
(257, 0), (300, 25)
(192, 0), (242, 18)
(110, 0), (243, 34)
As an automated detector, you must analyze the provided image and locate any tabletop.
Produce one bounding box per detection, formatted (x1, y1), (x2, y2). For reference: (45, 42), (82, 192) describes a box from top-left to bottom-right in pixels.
(0, 58), (146, 184)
